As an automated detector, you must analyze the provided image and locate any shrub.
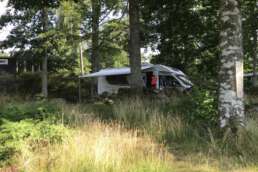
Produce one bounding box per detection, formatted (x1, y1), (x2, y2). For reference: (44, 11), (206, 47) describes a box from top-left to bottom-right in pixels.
(48, 73), (81, 102)
(0, 101), (61, 122)
(0, 119), (70, 166)
(190, 88), (218, 125)
(162, 88), (218, 127)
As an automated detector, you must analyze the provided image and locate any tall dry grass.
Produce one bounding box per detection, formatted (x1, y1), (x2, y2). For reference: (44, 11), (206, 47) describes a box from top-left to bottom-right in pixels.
(16, 121), (174, 172)
(15, 120), (258, 172)
(1, 96), (258, 172)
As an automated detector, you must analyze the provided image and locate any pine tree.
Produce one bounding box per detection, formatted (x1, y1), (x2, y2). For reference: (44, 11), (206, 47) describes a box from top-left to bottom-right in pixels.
(1, 0), (60, 98)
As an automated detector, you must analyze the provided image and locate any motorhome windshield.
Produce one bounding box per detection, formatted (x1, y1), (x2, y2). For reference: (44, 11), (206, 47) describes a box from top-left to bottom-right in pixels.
(176, 75), (193, 87)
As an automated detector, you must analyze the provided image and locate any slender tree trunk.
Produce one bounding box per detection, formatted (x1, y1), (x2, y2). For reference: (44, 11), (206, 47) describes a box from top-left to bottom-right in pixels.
(91, 0), (101, 72)
(129, 0), (143, 93)
(80, 42), (85, 75)
(32, 65), (35, 73)
(90, 0), (101, 96)
(251, 4), (258, 87)
(42, 7), (48, 98)
(219, 0), (244, 129)
(23, 60), (27, 72)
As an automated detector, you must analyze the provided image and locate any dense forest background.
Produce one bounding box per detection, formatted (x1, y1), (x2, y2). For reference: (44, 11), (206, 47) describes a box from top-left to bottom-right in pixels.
(0, 0), (256, 95)
(0, 0), (258, 171)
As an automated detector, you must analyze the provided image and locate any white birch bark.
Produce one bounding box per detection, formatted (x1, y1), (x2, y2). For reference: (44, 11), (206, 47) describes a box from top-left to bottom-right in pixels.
(219, 0), (245, 129)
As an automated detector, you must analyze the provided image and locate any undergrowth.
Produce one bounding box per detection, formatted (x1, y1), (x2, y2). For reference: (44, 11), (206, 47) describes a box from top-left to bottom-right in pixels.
(0, 94), (258, 171)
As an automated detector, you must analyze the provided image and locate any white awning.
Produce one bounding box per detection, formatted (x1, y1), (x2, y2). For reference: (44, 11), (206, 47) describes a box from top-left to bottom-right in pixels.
(80, 64), (154, 78)
(80, 63), (187, 78)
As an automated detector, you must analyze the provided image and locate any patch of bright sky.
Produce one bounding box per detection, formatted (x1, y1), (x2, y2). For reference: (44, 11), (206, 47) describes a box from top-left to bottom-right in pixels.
(0, 0), (159, 59)
(0, 0), (8, 16)
(0, 0), (13, 42)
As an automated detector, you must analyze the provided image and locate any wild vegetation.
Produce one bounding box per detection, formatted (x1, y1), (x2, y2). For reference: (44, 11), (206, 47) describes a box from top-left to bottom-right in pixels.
(0, 0), (257, 171)
(0, 94), (258, 172)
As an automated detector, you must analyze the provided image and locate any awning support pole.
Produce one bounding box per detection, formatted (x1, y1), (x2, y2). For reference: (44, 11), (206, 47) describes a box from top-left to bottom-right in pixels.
(78, 78), (82, 103)
(154, 70), (159, 90)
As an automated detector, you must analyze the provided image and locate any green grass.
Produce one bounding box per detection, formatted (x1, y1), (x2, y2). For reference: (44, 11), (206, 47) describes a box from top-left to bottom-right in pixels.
(15, 122), (173, 172)
(0, 95), (258, 172)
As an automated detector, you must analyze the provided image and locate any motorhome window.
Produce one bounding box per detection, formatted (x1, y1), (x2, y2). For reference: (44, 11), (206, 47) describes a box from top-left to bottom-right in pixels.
(159, 76), (180, 88)
(106, 75), (129, 85)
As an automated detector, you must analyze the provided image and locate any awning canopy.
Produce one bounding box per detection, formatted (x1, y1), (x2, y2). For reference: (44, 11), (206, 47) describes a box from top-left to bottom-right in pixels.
(80, 63), (186, 78)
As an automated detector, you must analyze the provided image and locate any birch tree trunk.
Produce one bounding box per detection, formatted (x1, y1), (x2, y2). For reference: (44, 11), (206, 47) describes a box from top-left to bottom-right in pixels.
(219, 0), (245, 129)
(129, 0), (144, 93)
(42, 7), (48, 98)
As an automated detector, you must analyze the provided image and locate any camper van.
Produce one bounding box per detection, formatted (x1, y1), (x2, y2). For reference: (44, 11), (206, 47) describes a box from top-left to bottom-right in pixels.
(80, 64), (193, 95)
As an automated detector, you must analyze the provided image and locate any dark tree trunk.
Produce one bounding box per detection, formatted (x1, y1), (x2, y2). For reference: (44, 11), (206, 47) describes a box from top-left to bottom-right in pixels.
(129, 0), (143, 93)
(91, 0), (101, 72)
(42, 7), (48, 98)
(90, 0), (101, 96)
(219, 0), (244, 129)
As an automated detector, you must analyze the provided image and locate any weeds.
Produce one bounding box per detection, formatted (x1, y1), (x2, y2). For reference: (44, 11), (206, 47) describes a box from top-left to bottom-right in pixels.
(0, 119), (70, 166)
(17, 122), (173, 172)
(0, 96), (258, 172)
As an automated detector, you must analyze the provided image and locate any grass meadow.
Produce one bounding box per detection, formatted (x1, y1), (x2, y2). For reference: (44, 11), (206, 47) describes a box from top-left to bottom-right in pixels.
(0, 95), (258, 172)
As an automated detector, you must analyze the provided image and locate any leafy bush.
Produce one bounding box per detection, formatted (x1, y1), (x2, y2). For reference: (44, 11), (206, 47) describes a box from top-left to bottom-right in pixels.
(161, 88), (218, 127)
(186, 88), (218, 125)
(0, 119), (70, 166)
(48, 73), (81, 102)
(0, 101), (61, 122)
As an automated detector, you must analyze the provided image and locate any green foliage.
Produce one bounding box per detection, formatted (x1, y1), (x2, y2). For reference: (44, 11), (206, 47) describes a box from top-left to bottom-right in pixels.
(17, 73), (41, 95)
(99, 20), (129, 68)
(0, 98), (258, 170)
(141, 0), (219, 80)
(77, 90), (218, 129)
(48, 73), (80, 102)
(0, 101), (60, 122)
(242, 0), (258, 72)
(0, 0), (80, 74)
(110, 96), (209, 150)
(143, 89), (218, 127)
(0, 119), (70, 166)
(0, 100), (71, 166)
(101, 96), (258, 166)
(178, 88), (218, 126)
(0, 73), (83, 101)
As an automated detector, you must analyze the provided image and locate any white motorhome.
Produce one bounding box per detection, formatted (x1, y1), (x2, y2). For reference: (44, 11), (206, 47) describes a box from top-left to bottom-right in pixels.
(80, 63), (193, 95)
